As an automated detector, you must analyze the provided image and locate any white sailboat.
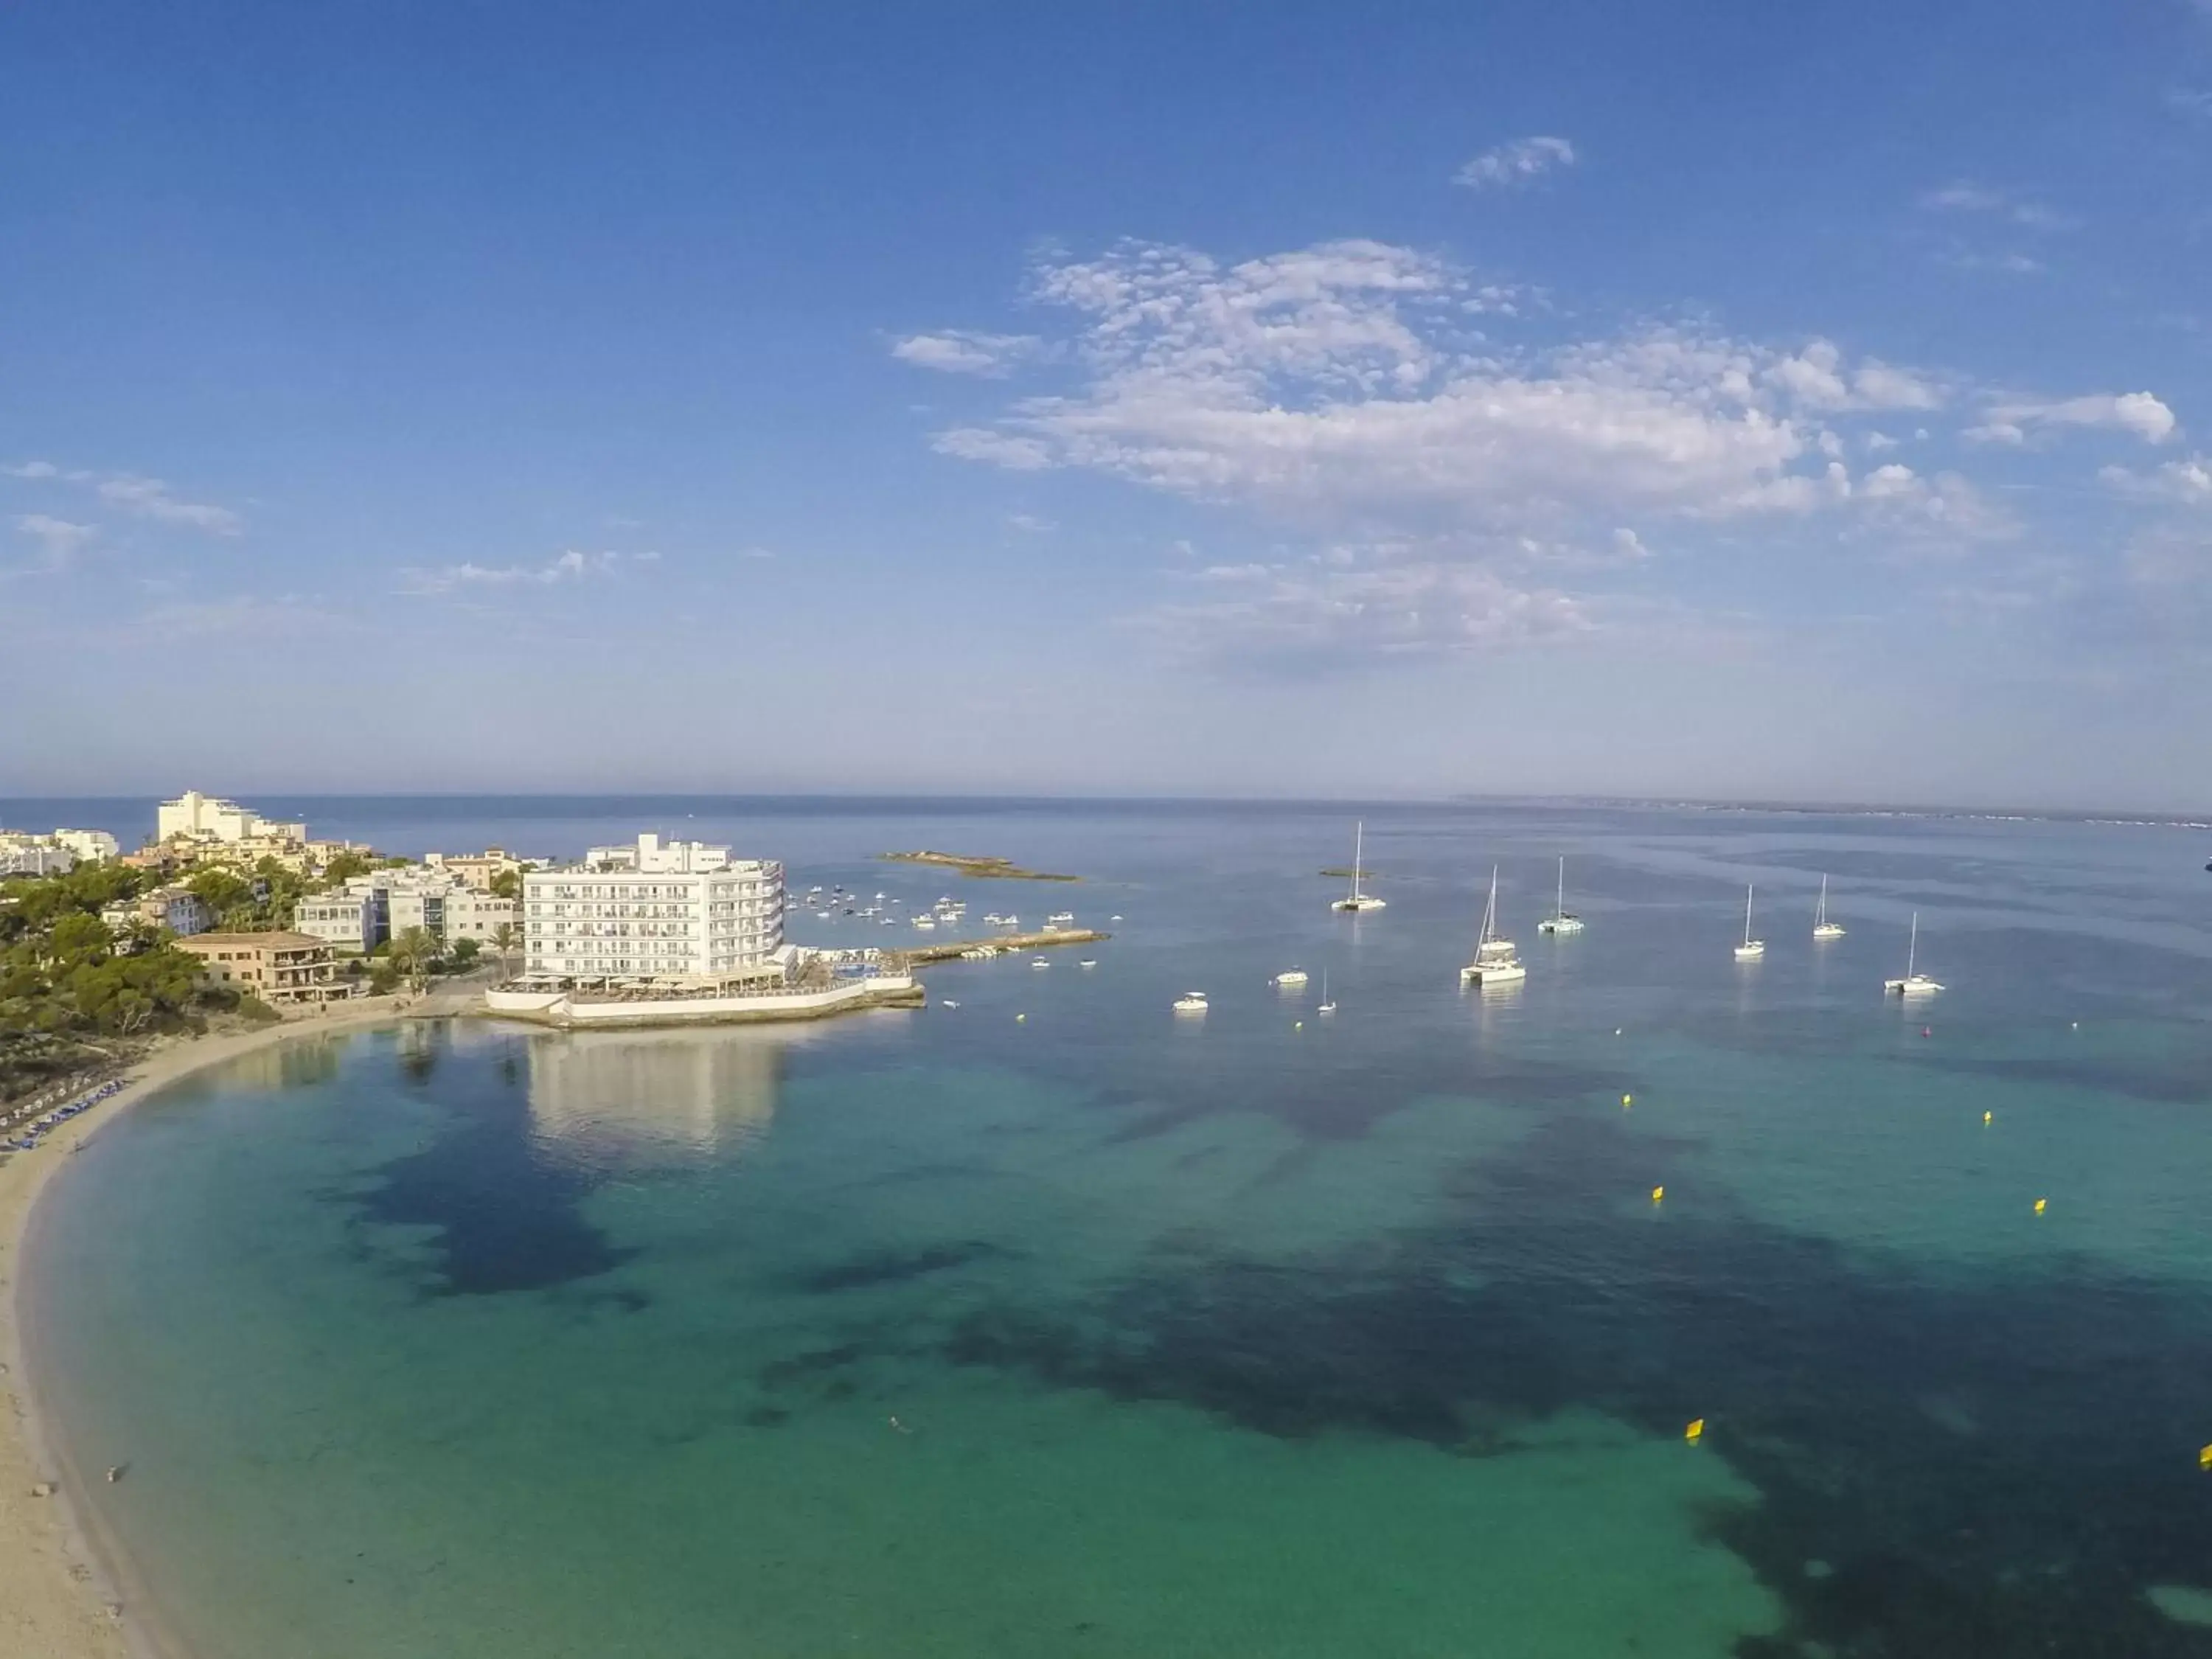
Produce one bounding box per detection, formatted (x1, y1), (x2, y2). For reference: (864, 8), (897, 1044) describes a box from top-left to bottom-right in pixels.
(1813, 874), (1846, 941)
(1461, 866), (1527, 984)
(1884, 912), (1944, 995)
(1316, 970), (1337, 1015)
(1331, 821), (1387, 911)
(1733, 884), (1765, 961)
(1537, 855), (1585, 935)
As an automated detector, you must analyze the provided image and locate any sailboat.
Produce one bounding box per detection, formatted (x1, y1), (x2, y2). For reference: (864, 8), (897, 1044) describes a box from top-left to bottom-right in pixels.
(1812, 874), (1846, 941)
(1733, 884), (1765, 961)
(1461, 866), (1527, 984)
(1884, 912), (1944, 995)
(1330, 821), (1387, 911)
(1537, 855), (1585, 935)
(1317, 970), (1337, 1015)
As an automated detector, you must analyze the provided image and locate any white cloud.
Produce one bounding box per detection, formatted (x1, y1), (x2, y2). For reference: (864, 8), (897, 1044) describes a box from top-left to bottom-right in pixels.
(1919, 181), (2073, 231)
(1983, 391), (2178, 445)
(1865, 431), (1899, 452)
(2100, 455), (2212, 504)
(1005, 513), (1056, 533)
(925, 239), (1963, 537)
(13, 514), (95, 567)
(891, 330), (1043, 376)
(1145, 548), (1594, 667)
(3, 460), (60, 479)
(1455, 136), (1576, 191)
(94, 474), (243, 535)
(400, 549), (653, 596)
(932, 428), (1055, 470)
(1612, 527), (1650, 559)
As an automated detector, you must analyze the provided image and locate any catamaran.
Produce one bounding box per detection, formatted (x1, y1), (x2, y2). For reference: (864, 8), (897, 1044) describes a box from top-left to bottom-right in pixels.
(1884, 912), (1944, 995)
(1733, 884), (1765, 961)
(1331, 821), (1387, 911)
(1537, 855), (1585, 935)
(1461, 866), (1527, 985)
(1813, 874), (1846, 941)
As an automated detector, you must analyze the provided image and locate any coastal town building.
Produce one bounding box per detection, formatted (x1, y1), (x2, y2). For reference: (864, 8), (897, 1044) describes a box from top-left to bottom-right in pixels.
(295, 888), (380, 953)
(524, 833), (785, 981)
(174, 931), (346, 1005)
(423, 848), (533, 892)
(0, 827), (119, 877)
(100, 884), (212, 939)
(293, 871), (521, 954)
(158, 790), (307, 846)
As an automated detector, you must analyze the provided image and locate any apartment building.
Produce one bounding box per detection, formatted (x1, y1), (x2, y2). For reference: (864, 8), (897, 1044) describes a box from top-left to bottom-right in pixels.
(174, 931), (346, 1005)
(524, 833), (784, 981)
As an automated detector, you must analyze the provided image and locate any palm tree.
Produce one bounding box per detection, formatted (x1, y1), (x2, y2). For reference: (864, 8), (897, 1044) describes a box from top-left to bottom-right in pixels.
(490, 922), (518, 980)
(389, 926), (438, 994)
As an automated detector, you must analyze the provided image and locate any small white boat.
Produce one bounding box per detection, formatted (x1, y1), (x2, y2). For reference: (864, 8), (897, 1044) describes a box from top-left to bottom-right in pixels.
(984, 914), (1004, 925)
(1046, 911), (1074, 925)
(1110, 914), (1123, 922)
(1316, 970), (1337, 1015)
(942, 1000), (960, 1009)
(1331, 821), (1388, 911)
(912, 917), (936, 930)
(1536, 855), (1585, 935)
(1172, 991), (1208, 1015)
(1885, 912), (1944, 995)
(999, 915), (1020, 928)
(1733, 884), (1765, 961)
(1031, 956), (1051, 970)
(1273, 969), (1310, 987)
(1813, 874), (1845, 941)
(1079, 959), (1097, 969)
(1461, 866), (1527, 984)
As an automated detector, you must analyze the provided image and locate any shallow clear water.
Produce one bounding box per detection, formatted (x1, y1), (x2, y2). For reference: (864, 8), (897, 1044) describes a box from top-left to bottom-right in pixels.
(27, 800), (2212, 1657)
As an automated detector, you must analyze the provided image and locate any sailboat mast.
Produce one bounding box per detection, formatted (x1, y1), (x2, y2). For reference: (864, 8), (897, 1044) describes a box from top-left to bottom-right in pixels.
(1907, 912), (1917, 978)
(1481, 866), (1498, 946)
(1817, 874), (1827, 926)
(1556, 855), (1565, 922)
(1744, 884), (1755, 945)
(1350, 821), (1363, 902)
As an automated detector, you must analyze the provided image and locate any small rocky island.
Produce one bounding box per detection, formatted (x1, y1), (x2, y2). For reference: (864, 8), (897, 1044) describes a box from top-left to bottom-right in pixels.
(880, 851), (1080, 882)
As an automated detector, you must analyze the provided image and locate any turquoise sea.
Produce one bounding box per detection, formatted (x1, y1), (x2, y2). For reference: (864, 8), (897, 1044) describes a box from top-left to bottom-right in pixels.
(19, 797), (2212, 1658)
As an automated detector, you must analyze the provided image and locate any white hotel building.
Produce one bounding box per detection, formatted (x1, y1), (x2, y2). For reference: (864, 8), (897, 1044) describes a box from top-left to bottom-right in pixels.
(522, 833), (785, 983)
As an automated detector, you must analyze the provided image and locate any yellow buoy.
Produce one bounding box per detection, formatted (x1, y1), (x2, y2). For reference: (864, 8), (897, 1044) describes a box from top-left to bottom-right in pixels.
(1685, 1418), (1705, 1443)
(1651, 1185), (1666, 1204)
(2199, 1443), (2212, 1471)
(1622, 1093), (1633, 1107)
(2034, 1197), (2048, 1215)
(1983, 1110), (1992, 1125)
(1294, 1021), (1303, 1031)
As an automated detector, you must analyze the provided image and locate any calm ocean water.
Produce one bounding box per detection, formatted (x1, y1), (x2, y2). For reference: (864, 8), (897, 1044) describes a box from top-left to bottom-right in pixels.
(21, 796), (2212, 1658)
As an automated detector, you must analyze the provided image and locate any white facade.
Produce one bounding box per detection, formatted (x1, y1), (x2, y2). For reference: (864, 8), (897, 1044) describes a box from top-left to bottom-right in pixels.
(444, 886), (522, 947)
(524, 833), (784, 981)
(158, 790), (306, 845)
(53, 828), (118, 863)
(0, 827), (117, 876)
(296, 890), (379, 953)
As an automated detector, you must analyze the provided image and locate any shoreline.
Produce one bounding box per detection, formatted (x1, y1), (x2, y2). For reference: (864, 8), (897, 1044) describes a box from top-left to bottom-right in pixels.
(0, 982), (484, 1659)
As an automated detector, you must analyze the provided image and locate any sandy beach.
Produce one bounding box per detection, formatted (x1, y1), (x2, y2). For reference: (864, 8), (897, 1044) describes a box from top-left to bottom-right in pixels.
(0, 981), (487, 1659)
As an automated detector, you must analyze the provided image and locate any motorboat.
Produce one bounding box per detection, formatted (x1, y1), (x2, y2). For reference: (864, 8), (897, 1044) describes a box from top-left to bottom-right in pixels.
(1813, 874), (1845, 941)
(1031, 956), (1051, 970)
(1885, 912), (1944, 995)
(1461, 866), (1527, 985)
(1172, 991), (1208, 1015)
(1733, 885), (1765, 961)
(1273, 969), (1310, 987)
(1330, 821), (1388, 911)
(1536, 855), (1585, 935)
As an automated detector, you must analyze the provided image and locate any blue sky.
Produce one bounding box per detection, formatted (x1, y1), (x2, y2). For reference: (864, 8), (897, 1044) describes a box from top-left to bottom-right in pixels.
(7, 1), (2212, 808)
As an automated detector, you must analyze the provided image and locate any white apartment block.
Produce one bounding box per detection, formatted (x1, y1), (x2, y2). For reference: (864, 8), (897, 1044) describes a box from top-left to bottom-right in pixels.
(100, 886), (212, 939)
(524, 833), (784, 981)
(444, 886), (522, 946)
(295, 890), (380, 953)
(158, 790), (307, 846)
(0, 827), (119, 876)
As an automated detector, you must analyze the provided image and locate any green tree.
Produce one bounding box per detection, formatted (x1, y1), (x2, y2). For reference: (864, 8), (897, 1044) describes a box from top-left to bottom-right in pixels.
(187, 869), (253, 917)
(387, 926), (439, 990)
(318, 851), (372, 887)
(490, 922), (519, 975)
